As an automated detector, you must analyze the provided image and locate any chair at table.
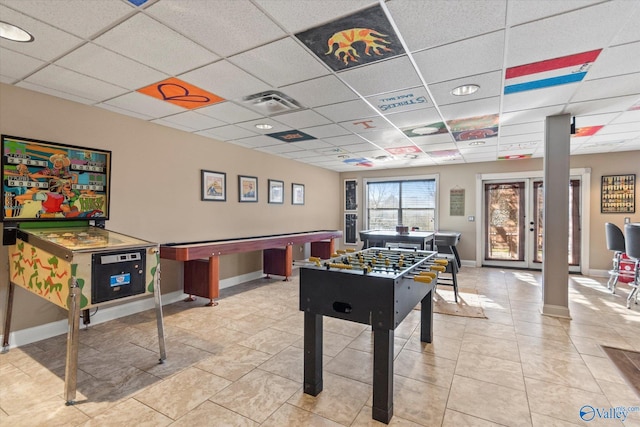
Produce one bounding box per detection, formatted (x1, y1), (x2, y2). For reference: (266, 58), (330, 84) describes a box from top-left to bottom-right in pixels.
(433, 232), (460, 303)
(623, 223), (640, 309)
(605, 222), (626, 293)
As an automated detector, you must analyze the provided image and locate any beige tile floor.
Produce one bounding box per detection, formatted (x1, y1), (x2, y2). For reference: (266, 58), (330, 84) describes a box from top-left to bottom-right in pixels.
(1, 267), (639, 426)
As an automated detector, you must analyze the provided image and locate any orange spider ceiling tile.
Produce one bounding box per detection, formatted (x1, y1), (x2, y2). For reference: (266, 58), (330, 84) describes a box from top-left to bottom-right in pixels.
(137, 77), (225, 109)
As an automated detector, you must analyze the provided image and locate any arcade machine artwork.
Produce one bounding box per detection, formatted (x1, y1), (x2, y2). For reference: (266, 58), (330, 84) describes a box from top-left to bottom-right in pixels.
(1, 134), (166, 405)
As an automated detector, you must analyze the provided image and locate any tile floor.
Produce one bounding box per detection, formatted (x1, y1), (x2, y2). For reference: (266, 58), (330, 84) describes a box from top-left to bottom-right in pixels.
(1, 267), (639, 426)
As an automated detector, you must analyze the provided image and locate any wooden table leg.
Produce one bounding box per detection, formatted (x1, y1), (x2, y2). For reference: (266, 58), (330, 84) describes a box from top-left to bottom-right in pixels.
(206, 255), (219, 306)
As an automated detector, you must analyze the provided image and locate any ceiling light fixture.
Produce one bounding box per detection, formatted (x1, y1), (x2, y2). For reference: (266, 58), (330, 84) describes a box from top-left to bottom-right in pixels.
(0, 21), (34, 42)
(255, 123), (273, 130)
(468, 141), (485, 146)
(451, 84), (479, 96)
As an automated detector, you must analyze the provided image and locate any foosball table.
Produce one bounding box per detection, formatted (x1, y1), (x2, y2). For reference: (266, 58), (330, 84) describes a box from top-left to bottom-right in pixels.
(298, 247), (447, 424)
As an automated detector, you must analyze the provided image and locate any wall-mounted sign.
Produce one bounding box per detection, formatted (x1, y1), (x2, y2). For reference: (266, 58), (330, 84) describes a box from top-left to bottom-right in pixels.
(450, 188), (465, 216)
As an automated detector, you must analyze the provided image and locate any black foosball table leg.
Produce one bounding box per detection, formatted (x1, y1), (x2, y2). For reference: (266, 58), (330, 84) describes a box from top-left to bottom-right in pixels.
(372, 328), (394, 424)
(303, 312), (323, 395)
(420, 289), (434, 343)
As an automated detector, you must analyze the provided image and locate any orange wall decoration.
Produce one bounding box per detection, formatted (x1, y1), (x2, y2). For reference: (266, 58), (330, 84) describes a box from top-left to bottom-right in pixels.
(137, 77), (225, 109)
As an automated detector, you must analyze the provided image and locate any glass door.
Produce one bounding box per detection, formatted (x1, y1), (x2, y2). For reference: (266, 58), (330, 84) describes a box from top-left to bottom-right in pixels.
(484, 181), (528, 268)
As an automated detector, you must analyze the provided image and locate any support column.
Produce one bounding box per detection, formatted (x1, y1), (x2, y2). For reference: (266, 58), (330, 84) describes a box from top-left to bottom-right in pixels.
(542, 114), (571, 318)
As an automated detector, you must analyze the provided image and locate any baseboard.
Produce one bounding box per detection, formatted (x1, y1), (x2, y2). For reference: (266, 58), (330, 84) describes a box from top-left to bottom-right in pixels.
(1, 269), (266, 350)
(587, 269), (608, 278)
(541, 303), (572, 319)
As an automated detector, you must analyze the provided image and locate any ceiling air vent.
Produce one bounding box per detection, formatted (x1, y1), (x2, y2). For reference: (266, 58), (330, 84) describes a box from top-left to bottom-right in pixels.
(242, 91), (302, 115)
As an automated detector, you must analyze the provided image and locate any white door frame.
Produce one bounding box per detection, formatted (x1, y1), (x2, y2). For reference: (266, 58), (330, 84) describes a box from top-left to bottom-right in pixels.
(475, 168), (591, 274)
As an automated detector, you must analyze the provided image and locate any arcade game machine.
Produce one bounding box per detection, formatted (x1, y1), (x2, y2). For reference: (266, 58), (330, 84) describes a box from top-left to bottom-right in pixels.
(1, 134), (166, 405)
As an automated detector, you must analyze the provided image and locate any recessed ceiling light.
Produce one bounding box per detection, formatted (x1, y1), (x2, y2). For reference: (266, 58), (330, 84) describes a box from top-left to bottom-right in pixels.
(255, 123), (273, 130)
(468, 141), (485, 146)
(451, 84), (479, 96)
(0, 21), (34, 42)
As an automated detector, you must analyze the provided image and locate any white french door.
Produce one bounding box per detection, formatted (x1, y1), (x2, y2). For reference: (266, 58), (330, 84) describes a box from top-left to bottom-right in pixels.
(482, 177), (582, 272)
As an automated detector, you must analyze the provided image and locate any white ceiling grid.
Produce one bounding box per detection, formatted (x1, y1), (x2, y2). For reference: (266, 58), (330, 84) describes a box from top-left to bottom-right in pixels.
(0, 0), (638, 172)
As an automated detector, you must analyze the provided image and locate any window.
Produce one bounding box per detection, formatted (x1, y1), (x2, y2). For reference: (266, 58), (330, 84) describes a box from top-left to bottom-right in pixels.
(365, 177), (437, 231)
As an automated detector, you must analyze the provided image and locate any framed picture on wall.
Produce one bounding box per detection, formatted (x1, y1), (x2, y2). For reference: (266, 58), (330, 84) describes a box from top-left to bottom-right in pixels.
(292, 183), (305, 205)
(268, 179), (284, 204)
(601, 174), (635, 213)
(201, 170), (226, 201)
(238, 175), (258, 202)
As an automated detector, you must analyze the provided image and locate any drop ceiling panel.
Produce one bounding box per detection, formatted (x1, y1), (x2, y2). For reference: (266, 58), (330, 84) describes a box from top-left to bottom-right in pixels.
(24, 64), (128, 101)
(229, 38), (329, 88)
(280, 75), (359, 108)
(300, 124), (349, 139)
(314, 99), (378, 122)
(150, 118), (197, 133)
(338, 56), (422, 97)
(571, 73), (640, 103)
(97, 103), (155, 120)
(429, 71), (503, 106)
(585, 42), (640, 80)
(502, 85), (577, 113)
(609, 4), (640, 46)
(567, 95), (639, 116)
(0, 48), (45, 80)
(16, 80), (95, 104)
(0, 5), (83, 61)
(159, 111), (226, 131)
(178, 60), (270, 101)
(611, 109), (640, 125)
(500, 121), (544, 136)
(146, 0), (285, 57)
(196, 102), (262, 123)
(439, 97), (500, 121)
(384, 107), (442, 129)
(389, 0), (506, 52)
(1, 0), (134, 38)
(256, 143), (303, 155)
(93, 13), (219, 76)
(506, 2), (630, 67)
(413, 31), (505, 84)
(366, 86), (432, 115)
(290, 139), (333, 150)
(273, 109), (331, 129)
(506, 0), (603, 26)
(55, 43), (169, 90)
(103, 91), (185, 118)
(196, 125), (258, 141)
(338, 116), (394, 134)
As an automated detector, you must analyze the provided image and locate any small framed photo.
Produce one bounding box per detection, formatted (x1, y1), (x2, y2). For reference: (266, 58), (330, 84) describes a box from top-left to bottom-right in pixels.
(201, 170), (226, 201)
(268, 179), (284, 204)
(238, 175), (258, 202)
(292, 183), (305, 205)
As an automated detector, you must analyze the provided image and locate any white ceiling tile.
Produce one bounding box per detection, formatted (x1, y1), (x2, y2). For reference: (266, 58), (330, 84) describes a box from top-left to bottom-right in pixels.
(610, 2), (640, 46)
(338, 56), (422, 96)
(196, 125), (258, 141)
(407, 133), (455, 145)
(366, 86), (432, 115)
(500, 105), (566, 126)
(94, 13), (219, 75)
(586, 132), (640, 143)
(338, 116), (393, 134)
(146, 0), (286, 57)
(178, 60), (270, 101)
(0, 5), (83, 61)
(96, 103), (155, 120)
(567, 95), (639, 116)
(506, 0), (603, 26)
(359, 128), (408, 146)
(413, 31), (505, 84)
(300, 124), (349, 139)
(150, 118), (197, 133)
(340, 142), (380, 153)
(281, 150), (320, 159)
(502, 85), (576, 113)
(24, 64), (128, 101)
(103, 91), (185, 118)
(229, 38), (329, 88)
(598, 122), (640, 135)
(585, 42), (640, 81)
(389, 0), (506, 51)
(506, 2), (630, 67)
(0, 47), (45, 79)
(159, 111), (226, 131)
(55, 43), (169, 90)
(385, 107), (442, 129)
(256, 143), (302, 155)
(1, 0), (133, 38)
(315, 99), (378, 122)
(16, 80), (95, 104)
(500, 121), (544, 136)
(230, 135), (281, 148)
(417, 142), (458, 152)
(440, 97), (500, 121)
(254, 0), (377, 34)
(273, 109), (331, 129)
(611, 109), (640, 125)
(290, 139), (333, 150)
(234, 118), (291, 134)
(572, 73), (640, 103)
(280, 75), (359, 108)
(197, 102), (262, 123)
(428, 71), (502, 106)
(499, 133), (544, 144)
(574, 113), (619, 128)
(323, 135), (367, 147)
